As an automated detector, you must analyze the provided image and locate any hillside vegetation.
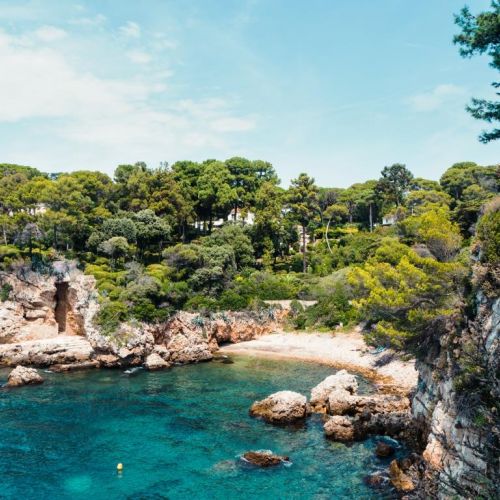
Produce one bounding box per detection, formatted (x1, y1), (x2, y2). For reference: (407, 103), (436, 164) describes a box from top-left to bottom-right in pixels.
(0, 160), (498, 352)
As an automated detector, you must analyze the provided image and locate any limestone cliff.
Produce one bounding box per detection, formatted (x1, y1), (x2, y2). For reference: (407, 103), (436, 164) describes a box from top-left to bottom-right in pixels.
(0, 263), (287, 369)
(411, 260), (499, 498)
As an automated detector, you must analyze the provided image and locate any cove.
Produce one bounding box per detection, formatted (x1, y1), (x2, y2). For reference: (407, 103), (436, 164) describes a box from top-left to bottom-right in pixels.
(0, 357), (403, 499)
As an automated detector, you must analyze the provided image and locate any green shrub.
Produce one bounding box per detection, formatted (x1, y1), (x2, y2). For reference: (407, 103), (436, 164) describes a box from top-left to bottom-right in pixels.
(217, 289), (249, 310)
(0, 283), (13, 302)
(95, 300), (129, 335)
(185, 294), (218, 312)
(476, 203), (500, 265)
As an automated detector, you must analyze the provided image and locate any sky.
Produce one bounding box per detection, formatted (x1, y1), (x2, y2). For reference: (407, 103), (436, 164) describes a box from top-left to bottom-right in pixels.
(0, 0), (498, 187)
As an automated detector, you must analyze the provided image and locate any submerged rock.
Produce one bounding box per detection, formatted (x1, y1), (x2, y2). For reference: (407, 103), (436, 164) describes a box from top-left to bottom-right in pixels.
(375, 441), (396, 458)
(6, 365), (44, 387)
(310, 370), (358, 412)
(242, 451), (290, 467)
(250, 390), (308, 424)
(363, 473), (386, 488)
(144, 353), (170, 371)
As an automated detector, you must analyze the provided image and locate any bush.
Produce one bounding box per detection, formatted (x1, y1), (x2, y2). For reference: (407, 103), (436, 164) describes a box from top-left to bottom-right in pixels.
(476, 202), (500, 265)
(95, 300), (129, 335)
(0, 283), (13, 302)
(217, 289), (250, 310)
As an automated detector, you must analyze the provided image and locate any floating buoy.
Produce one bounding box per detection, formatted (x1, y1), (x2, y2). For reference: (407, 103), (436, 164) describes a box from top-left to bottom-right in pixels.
(117, 463), (123, 472)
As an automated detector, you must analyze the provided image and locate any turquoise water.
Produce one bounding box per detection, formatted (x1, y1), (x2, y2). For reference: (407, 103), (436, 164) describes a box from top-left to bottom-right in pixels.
(0, 357), (402, 499)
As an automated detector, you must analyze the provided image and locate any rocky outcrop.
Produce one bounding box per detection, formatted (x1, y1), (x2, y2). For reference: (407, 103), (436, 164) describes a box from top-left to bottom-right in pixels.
(323, 415), (355, 441)
(0, 265), (287, 370)
(242, 450), (290, 467)
(144, 353), (170, 371)
(313, 371), (411, 442)
(0, 336), (94, 367)
(409, 256), (499, 498)
(250, 390), (308, 424)
(0, 262), (98, 343)
(389, 459), (415, 492)
(310, 369), (358, 412)
(5, 365), (44, 387)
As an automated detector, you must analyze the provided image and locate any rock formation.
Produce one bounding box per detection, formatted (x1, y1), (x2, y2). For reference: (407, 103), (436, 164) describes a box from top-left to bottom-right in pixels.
(144, 352), (170, 371)
(0, 264), (287, 370)
(5, 365), (44, 387)
(242, 450), (290, 467)
(409, 256), (499, 498)
(312, 371), (411, 442)
(250, 390), (308, 424)
(310, 369), (358, 412)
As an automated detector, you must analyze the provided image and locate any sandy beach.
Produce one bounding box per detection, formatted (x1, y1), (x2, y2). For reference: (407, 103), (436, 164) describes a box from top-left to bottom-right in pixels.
(221, 331), (418, 392)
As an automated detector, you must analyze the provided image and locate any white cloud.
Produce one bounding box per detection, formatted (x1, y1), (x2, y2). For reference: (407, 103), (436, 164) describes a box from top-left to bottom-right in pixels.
(210, 117), (256, 132)
(127, 50), (152, 64)
(409, 84), (465, 112)
(69, 14), (106, 27)
(34, 25), (67, 42)
(0, 30), (255, 170)
(120, 21), (141, 38)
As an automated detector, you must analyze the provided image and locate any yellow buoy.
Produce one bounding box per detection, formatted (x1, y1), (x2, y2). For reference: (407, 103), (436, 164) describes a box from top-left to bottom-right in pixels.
(117, 463), (123, 472)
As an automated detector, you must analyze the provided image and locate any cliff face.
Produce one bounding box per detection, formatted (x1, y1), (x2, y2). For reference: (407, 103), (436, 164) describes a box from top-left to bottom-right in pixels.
(0, 261), (98, 343)
(412, 261), (499, 498)
(0, 264), (287, 369)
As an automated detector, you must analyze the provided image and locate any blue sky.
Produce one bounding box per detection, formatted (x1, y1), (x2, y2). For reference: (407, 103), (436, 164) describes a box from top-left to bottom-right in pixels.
(0, 0), (498, 186)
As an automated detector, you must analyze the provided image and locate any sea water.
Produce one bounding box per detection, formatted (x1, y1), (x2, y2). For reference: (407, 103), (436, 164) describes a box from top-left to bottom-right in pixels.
(0, 356), (403, 499)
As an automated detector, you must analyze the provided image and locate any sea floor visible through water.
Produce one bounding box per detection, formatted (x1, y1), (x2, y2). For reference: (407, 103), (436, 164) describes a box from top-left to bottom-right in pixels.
(0, 356), (405, 499)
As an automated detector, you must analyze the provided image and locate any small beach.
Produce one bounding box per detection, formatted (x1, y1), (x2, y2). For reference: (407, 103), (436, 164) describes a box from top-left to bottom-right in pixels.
(221, 331), (418, 392)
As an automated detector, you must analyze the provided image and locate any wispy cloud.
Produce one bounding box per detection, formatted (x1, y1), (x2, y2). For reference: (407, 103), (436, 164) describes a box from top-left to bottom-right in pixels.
(0, 29), (256, 171)
(120, 21), (141, 38)
(34, 25), (67, 42)
(69, 14), (106, 27)
(409, 84), (465, 112)
(127, 49), (152, 64)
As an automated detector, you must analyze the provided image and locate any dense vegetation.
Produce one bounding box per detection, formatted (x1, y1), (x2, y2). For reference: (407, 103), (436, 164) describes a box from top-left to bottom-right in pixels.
(0, 158), (498, 351)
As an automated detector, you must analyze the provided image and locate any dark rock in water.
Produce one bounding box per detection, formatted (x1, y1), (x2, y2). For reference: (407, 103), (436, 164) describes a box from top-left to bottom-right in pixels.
(375, 441), (396, 458)
(242, 451), (290, 467)
(212, 353), (234, 364)
(363, 473), (385, 488)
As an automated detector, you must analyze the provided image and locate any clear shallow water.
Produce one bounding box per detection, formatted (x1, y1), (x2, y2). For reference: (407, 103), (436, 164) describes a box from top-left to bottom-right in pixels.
(0, 357), (403, 499)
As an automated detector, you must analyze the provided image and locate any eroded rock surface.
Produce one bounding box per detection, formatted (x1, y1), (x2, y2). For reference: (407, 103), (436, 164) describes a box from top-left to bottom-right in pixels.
(310, 369), (358, 412)
(5, 365), (44, 387)
(250, 390), (308, 424)
(144, 353), (170, 371)
(242, 451), (290, 467)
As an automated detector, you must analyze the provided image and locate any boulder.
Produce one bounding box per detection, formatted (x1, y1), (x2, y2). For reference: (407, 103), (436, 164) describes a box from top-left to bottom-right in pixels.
(363, 473), (386, 488)
(328, 392), (410, 417)
(144, 353), (170, 371)
(375, 441), (396, 458)
(6, 365), (44, 387)
(250, 390), (308, 424)
(242, 451), (290, 467)
(323, 415), (355, 441)
(310, 370), (358, 411)
(389, 459), (415, 492)
(0, 336), (94, 367)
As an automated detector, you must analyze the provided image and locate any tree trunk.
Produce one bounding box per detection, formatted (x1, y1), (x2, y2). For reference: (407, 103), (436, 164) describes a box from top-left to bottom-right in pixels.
(325, 218), (333, 254)
(2, 224), (7, 245)
(302, 224), (307, 273)
(369, 203), (373, 233)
